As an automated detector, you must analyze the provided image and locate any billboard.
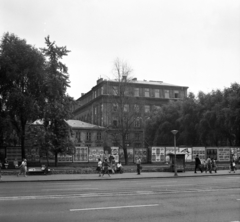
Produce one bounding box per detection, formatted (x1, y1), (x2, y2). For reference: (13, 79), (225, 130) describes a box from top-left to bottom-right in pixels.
(179, 147), (192, 162)
(151, 147), (165, 162)
(192, 147), (205, 162)
(73, 147), (88, 162)
(88, 147), (104, 162)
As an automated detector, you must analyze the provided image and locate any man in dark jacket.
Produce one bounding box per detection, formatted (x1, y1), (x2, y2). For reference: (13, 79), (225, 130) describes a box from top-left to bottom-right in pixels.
(195, 154), (203, 173)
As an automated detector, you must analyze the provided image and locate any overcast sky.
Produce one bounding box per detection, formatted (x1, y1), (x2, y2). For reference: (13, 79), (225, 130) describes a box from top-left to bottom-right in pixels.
(1, 0), (239, 99)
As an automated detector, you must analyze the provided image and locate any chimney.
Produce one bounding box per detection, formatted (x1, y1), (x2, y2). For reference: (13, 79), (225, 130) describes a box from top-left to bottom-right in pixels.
(97, 78), (103, 84)
(122, 74), (127, 81)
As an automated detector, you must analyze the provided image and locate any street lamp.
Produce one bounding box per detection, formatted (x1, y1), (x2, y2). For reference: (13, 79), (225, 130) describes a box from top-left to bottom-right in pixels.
(171, 130), (178, 176)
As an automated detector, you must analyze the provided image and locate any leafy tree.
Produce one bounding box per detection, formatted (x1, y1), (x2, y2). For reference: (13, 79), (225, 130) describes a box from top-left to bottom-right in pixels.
(0, 33), (46, 157)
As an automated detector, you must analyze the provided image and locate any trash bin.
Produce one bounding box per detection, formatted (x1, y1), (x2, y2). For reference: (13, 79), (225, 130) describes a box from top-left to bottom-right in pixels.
(167, 153), (186, 172)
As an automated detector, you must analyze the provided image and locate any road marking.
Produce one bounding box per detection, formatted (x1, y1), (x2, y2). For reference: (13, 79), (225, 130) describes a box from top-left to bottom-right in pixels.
(151, 183), (193, 187)
(42, 188), (98, 191)
(70, 204), (159, 211)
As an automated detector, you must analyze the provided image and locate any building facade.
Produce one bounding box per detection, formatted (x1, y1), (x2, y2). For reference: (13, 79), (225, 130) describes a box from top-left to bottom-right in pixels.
(72, 77), (188, 149)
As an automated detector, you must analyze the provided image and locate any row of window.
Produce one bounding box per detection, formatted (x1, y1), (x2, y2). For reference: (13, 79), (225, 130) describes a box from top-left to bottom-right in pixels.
(112, 104), (160, 113)
(75, 131), (102, 142)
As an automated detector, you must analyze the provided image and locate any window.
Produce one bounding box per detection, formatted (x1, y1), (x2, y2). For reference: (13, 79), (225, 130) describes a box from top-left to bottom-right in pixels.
(101, 86), (104, 95)
(125, 133), (129, 140)
(112, 103), (118, 112)
(155, 89), (160, 98)
(86, 132), (91, 141)
(134, 119), (140, 128)
(124, 104), (129, 112)
(174, 90), (179, 98)
(144, 105), (150, 113)
(76, 131), (81, 142)
(134, 88), (139, 97)
(134, 104), (140, 113)
(135, 133), (140, 141)
(144, 88), (150, 97)
(97, 132), (102, 140)
(113, 119), (118, 127)
(164, 90), (170, 98)
(113, 86), (118, 95)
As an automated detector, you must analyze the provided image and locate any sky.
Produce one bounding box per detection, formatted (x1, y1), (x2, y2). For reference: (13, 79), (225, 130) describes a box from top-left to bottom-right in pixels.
(1, 0), (239, 99)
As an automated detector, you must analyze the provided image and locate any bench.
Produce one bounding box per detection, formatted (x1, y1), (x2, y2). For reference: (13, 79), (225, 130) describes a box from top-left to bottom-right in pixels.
(27, 165), (51, 175)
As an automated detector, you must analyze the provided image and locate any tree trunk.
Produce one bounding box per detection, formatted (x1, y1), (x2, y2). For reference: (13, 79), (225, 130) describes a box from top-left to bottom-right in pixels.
(21, 124), (26, 159)
(123, 146), (128, 165)
(55, 152), (58, 167)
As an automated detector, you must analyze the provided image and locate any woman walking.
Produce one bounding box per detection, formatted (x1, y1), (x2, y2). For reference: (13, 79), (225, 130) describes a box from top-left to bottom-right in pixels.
(102, 159), (111, 177)
(18, 159), (27, 177)
(229, 156), (236, 173)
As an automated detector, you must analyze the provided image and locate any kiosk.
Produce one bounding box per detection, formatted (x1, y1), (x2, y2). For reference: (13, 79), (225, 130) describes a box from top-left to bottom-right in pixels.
(167, 153), (186, 172)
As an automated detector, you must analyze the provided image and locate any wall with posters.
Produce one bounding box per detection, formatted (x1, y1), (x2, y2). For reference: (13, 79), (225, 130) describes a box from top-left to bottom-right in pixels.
(89, 147), (104, 162)
(231, 147), (240, 160)
(58, 154), (73, 163)
(218, 147), (230, 161)
(151, 147), (165, 162)
(192, 147), (205, 162)
(165, 147), (175, 162)
(206, 147), (218, 160)
(178, 147), (192, 162)
(111, 147), (119, 162)
(73, 147), (88, 162)
(134, 148), (148, 163)
(119, 148), (133, 163)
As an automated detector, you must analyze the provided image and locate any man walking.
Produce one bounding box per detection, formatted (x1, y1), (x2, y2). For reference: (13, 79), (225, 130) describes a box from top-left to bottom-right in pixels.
(194, 154), (203, 173)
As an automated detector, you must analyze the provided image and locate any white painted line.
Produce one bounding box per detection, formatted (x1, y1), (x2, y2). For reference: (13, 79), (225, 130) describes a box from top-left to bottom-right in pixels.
(70, 204), (159, 212)
(151, 184), (193, 187)
(42, 188), (98, 191)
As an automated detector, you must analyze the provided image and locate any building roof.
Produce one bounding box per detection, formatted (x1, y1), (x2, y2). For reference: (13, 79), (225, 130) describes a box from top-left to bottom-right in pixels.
(66, 120), (105, 130)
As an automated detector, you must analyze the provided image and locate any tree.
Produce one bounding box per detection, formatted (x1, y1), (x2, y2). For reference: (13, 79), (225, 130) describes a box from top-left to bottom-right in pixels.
(105, 59), (142, 165)
(41, 36), (75, 166)
(0, 33), (46, 157)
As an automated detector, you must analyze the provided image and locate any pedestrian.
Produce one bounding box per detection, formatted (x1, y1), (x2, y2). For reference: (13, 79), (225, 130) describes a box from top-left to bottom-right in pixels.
(229, 156), (236, 173)
(194, 154), (203, 173)
(18, 159), (27, 177)
(102, 159), (111, 177)
(211, 158), (217, 173)
(206, 157), (212, 173)
(136, 157), (142, 175)
(96, 158), (102, 177)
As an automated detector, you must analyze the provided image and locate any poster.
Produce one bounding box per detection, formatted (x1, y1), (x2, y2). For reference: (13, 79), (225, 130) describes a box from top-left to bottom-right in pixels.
(218, 147), (230, 161)
(179, 147), (192, 162)
(111, 147), (119, 162)
(206, 147), (218, 160)
(58, 154), (73, 162)
(89, 147), (104, 162)
(192, 147), (205, 162)
(134, 148), (148, 163)
(119, 148), (133, 163)
(73, 147), (88, 162)
(151, 147), (165, 162)
(230, 147), (240, 160)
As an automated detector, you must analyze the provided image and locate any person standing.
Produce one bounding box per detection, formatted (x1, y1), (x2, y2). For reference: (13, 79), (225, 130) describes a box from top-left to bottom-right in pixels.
(97, 158), (102, 177)
(18, 159), (27, 177)
(102, 159), (111, 177)
(229, 155), (236, 173)
(211, 158), (217, 173)
(136, 157), (142, 175)
(206, 157), (212, 173)
(194, 154), (203, 173)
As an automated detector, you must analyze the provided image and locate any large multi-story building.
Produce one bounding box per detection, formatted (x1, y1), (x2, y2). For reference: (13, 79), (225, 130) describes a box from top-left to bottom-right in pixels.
(72, 77), (188, 149)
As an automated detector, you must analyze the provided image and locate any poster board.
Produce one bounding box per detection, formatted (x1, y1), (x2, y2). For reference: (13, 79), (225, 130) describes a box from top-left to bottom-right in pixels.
(218, 147), (230, 161)
(89, 147), (104, 162)
(178, 147), (192, 162)
(230, 147), (240, 160)
(206, 147), (218, 160)
(192, 147), (205, 162)
(151, 147), (165, 162)
(111, 147), (119, 163)
(73, 147), (88, 162)
(58, 154), (73, 162)
(134, 148), (148, 163)
(119, 148), (133, 163)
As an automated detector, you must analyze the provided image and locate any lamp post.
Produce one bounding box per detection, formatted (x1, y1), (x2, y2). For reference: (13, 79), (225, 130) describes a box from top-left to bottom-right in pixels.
(171, 130), (178, 177)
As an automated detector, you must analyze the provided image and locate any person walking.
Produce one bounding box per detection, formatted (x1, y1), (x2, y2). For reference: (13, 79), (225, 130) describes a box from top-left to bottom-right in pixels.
(206, 157), (212, 173)
(18, 159), (27, 177)
(101, 159), (111, 177)
(211, 158), (217, 173)
(229, 155), (236, 173)
(97, 158), (102, 177)
(136, 157), (142, 175)
(194, 154), (203, 173)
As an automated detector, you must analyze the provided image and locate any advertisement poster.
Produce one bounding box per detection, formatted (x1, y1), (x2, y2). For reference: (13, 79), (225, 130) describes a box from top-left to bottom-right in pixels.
(111, 147), (119, 162)
(231, 147), (240, 160)
(58, 154), (73, 162)
(89, 147), (104, 162)
(73, 147), (88, 162)
(151, 147), (165, 162)
(206, 147), (218, 160)
(119, 148), (133, 163)
(134, 148), (148, 163)
(179, 147), (192, 162)
(218, 147), (230, 161)
(192, 147), (205, 162)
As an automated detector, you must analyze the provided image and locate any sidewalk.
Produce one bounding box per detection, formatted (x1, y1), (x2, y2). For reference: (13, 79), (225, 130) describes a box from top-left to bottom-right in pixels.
(0, 170), (239, 183)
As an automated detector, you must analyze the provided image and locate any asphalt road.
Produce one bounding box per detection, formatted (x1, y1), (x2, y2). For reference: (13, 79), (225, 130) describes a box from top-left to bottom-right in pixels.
(0, 175), (239, 222)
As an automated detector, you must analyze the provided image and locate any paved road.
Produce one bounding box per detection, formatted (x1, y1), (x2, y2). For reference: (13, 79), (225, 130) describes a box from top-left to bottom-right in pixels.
(0, 175), (239, 222)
